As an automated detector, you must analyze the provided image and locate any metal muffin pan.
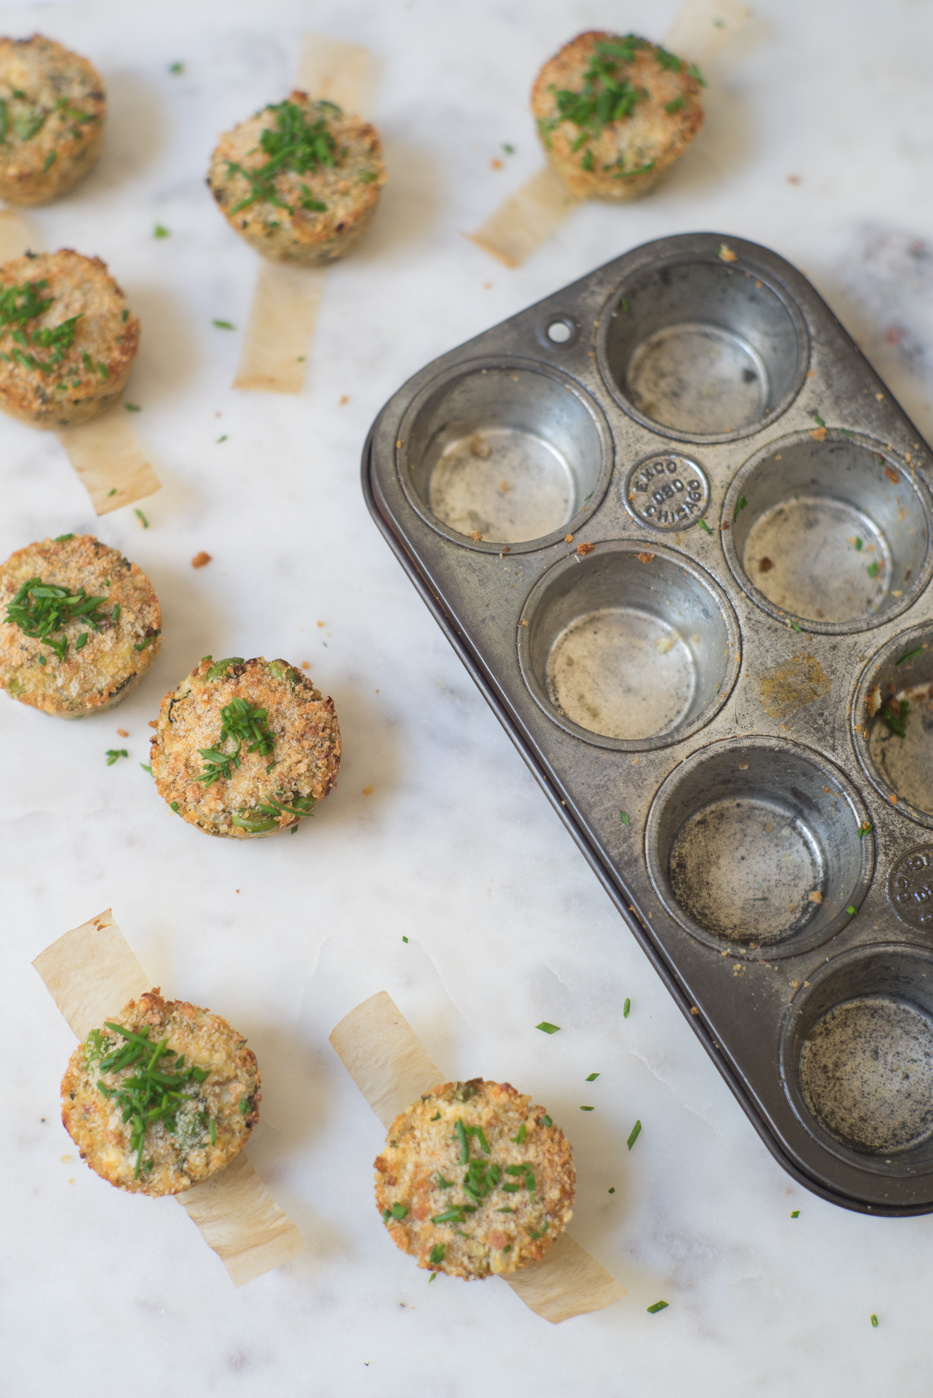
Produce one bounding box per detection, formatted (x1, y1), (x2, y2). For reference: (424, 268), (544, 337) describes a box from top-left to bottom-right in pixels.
(363, 232), (933, 1214)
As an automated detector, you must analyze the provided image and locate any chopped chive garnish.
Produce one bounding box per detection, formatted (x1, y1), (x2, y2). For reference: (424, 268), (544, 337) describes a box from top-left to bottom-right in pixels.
(847, 905), (857, 915)
(170, 800), (179, 811)
(435, 1173), (454, 1188)
(529, 1223), (548, 1239)
(882, 699), (908, 737)
(580, 1105), (595, 1111)
(627, 1119), (642, 1150)
(455, 1119), (469, 1162)
(698, 517), (713, 534)
(867, 560), (880, 578)
(216, 435), (228, 444)
(169, 61), (184, 74)
(4, 574), (109, 663)
(208, 1117), (216, 1146)
(871, 1314), (878, 1327)
(111, 603), (121, 621)
(897, 646), (923, 665)
(429, 1243), (445, 1266)
(608, 1187), (615, 1193)
(620, 810), (631, 826)
(647, 1301), (669, 1313)
(586, 1073), (599, 1081)
(226, 99), (342, 215)
(134, 631), (159, 651)
(154, 223), (170, 238)
(502, 143), (515, 154)
(212, 319), (235, 330)
(134, 508), (149, 528)
(855, 537), (863, 550)
(53, 533), (74, 542)
(623, 997), (631, 1018)
(791, 619), (802, 633)
(389, 1202), (409, 1220)
(428, 1271), (437, 1283)
(75, 631), (88, 650)
(124, 403), (141, 412)
(197, 695), (274, 784)
(105, 749), (128, 765)
(791, 1210), (800, 1217)
(140, 763), (152, 774)
(536, 1021), (560, 1034)
(540, 1115), (552, 1127)
(431, 1207), (475, 1224)
(734, 495), (748, 520)
(430, 1112), (441, 1121)
(402, 935), (408, 943)
(813, 412), (826, 428)
(858, 821), (873, 839)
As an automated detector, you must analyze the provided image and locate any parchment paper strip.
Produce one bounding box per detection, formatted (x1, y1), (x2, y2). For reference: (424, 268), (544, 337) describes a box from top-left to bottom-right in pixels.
(465, 0), (751, 269)
(56, 404), (162, 515)
(232, 261), (327, 394)
(32, 908), (303, 1286)
(329, 990), (625, 1323)
(0, 208), (40, 262)
(234, 33), (373, 396)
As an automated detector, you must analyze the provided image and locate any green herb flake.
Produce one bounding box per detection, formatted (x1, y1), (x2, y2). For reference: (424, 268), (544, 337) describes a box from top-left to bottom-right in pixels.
(855, 536), (863, 550)
(871, 1314), (878, 1327)
(858, 821), (873, 840)
(208, 1117), (216, 1147)
(153, 223), (170, 239)
(647, 1300), (669, 1313)
(134, 631), (159, 652)
(389, 1202), (409, 1220)
(197, 695), (275, 786)
(43, 151), (56, 172)
(216, 435), (228, 444)
(540, 1115), (552, 1127)
(698, 517), (713, 534)
(4, 574), (109, 663)
(111, 603), (121, 621)
(53, 533), (74, 542)
(791, 619), (803, 633)
(74, 631), (88, 650)
(428, 1271), (437, 1283)
(734, 495), (748, 520)
(791, 1210), (800, 1218)
(402, 935), (408, 942)
(124, 402), (141, 412)
(429, 1243), (445, 1266)
(882, 699), (908, 738)
(105, 749), (128, 765)
(212, 319), (235, 330)
(536, 1021), (560, 1034)
(813, 412), (826, 428)
(608, 1187), (615, 1193)
(134, 508), (149, 528)
(620, 810), (631, 826)
(226, 99), (342, 216)
(511, 1123), (526, 1145)
(867, 559), (881, 578)
(586, 1072), (599, 1082)
(169, 61), (185, 74)
(627, 1119), (642, 1150)
(847, 905), (857, 916)
(664, 95), (686, 113)
(897, 646), (924, 666)
(108, 487), (117, 497)
(580, 1105), (595, 1111)
(139, 763), (152, 774)
(170, 800), (179, 812)
(623, 997), (631, 1018)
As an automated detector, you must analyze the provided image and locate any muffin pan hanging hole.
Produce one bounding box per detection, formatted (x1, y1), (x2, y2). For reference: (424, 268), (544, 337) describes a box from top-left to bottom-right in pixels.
(854, 623), (933, 827)
(396, 360), (612, 551)
(517, 541), (741, 749)
(723, 431), (933, 633)
(782, 945), (933, 1172)
(597, 255), (809, 441)
(645, 738), (873, 958)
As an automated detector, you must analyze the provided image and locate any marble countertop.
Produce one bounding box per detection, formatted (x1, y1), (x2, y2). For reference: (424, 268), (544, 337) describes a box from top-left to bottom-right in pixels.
(5, 0), (933, 1393)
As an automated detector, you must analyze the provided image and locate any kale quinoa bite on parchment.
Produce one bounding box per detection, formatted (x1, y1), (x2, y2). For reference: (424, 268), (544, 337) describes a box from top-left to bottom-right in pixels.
(150, 655), (341, 838)
(0, 533), (160, 717)
(208, 91), (386, 266)
(375, 1079), (576, 1279)
(0, 249), (139, 427)
(532, 31), (704, 201)
(0, 34), (105, 205)
(61, 989), (260, 1196)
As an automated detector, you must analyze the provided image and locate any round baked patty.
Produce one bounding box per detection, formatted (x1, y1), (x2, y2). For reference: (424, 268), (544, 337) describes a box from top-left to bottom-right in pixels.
(374, 1079), (575, 1279)
(0, 34), (105, 205)
(150, 655), (341, 837)
(0, 249), (139, 427)
(532, 31), (703, 201)
(62, 989), (260, 1197)
(0, 533), (160, 716)
(208, 92), (386, 266)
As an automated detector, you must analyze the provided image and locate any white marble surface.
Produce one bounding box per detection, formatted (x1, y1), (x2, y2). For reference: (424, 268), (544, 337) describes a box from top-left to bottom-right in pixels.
(5, 0), (933, 1392)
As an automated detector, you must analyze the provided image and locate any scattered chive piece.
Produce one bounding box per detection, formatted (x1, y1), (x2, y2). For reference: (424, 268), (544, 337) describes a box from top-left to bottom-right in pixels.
(580, 1105), (595, 1111)
(586, 1072), (599, 1082)
(108, 487), (117, 497)
(858, 822), (873, 839)
(791, 619), (802, 633)
(698, 517), (713, 534)
(620, 810), (631, 826)
(111, 603), (121, 621)
(496, 1206), (514, 1213)
(502, 143), (514, 154)
(170, 800), (179, 811)
(154, 223), (170, 239)
(389, 1202), (409, 1220)
(882, 699), (908, 737)
(647, 1301), (669, 1313)
(627, 1119), (642, 1150)
(813, 412), (826, 428)
(74, 631), (88, 649)
(53, 533), (74, 542)
(402, 935), (408, 943)
(429, 1243), (445, 1266)
(435, 1172), (454, 1187)
(36, 654), (46, 664)
(791, 1210), (800, 1217)
(209, 1117), (216, 1146)
(608, 1187), (615, 1193)
(169, 61), (184, 74)
(511, 1123), (526, 1145)
(734, 495), (748, 520)
(428, 1271), (437, 1283)
(43, 151), (56, 171)
(140, 763), (152, 774)
(840, 427), (853, 436)
(619, 296), (630, 314)
(847, 905), (857, 915)
(540, 1115), (552, 1127)
(212, 319), (235, 330)
(125, 403), (141, 412)
(105, 749), (128, 765)
(624, 997), (631, 1017)
(430, 1112), (441, 1122)
(867, 560), (880, 578)
(871, 1314), (878, 1327)
(455, 1118), (469, 1162)
(897, 646), (923, 665)
(134, 508), (149, 528)
(134, 631), (159, 651)
(216, 435), (228, 444)
(855, 537), (863, 550)
(536, 1021), (560, 1034)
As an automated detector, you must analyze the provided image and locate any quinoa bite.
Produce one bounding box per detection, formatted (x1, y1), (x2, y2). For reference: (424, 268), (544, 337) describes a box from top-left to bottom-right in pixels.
(0, 533), (160, 716)
(208, 92), (386, 266)
(0, 34), (105, 205)
(0, 249), (139, 427)
(150, 655), (341, 838)
(532, 31), (704, 201)
(374, 1079), (575, 1279)
(61, 989), (260, 1197)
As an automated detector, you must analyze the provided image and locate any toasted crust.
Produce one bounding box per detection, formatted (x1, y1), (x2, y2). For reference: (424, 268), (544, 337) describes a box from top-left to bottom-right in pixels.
(208, 92), (386, 266)
(0, 249), (138, 427)
(150, 655), (341, 838)
(374, 1079), (575, 1279)
(61, 990), (260, 1196)
(532, 31), (703, 201)
(0, 35), (105, 204)
(0, 534), (160, 716)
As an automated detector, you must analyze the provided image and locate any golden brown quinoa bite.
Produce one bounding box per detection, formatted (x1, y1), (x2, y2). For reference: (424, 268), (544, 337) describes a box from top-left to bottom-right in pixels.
(61, 989), (260, 1197)
(532, 31), (704, 201)
(374, 1079), (575, 1279)
(208, 91), (386, 266)
(0, 249), (139, 427)
(150, 655), (341, 838)
(0, 533), (160, 717)
(0, 34), (105, 205)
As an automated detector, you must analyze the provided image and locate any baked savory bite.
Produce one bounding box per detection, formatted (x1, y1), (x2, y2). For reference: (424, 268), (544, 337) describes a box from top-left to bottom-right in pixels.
(62, 989), (260, 1196)
(150, 654), (341, 837)
(0, 533), (160, 716)
(532, 31), (704, 201)
(0, 249), (138, 427)
(374, 1079), (575, 1279)
(208, 92), (386, 266)
(0, 35), (105, 205)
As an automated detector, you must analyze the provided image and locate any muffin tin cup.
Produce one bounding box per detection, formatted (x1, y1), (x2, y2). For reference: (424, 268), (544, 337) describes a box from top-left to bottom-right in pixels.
(781, 944), (933, 1176)
(396, 357), (614, 553)
(517, 541), (741, 751)
(722, 430), (933, 634)
(365, 230), (933, 1212)
(645, 737), (873, 958)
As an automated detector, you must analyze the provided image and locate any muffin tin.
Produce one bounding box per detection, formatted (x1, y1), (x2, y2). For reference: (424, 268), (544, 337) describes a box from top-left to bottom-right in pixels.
(362, 232), (933, 1214)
